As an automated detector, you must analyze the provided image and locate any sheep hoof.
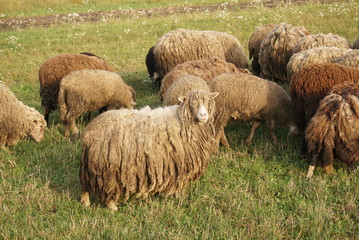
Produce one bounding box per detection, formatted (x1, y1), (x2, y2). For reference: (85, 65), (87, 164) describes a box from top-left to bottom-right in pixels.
(107, 201), (118, 211)
(81, 192), (90, 207)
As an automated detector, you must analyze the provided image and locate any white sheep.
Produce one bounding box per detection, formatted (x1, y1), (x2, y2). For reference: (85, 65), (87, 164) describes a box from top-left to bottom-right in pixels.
(286, 47), (355, 81)
(152, 29), (249, 87)
(163, 75), (211, 106)
(209, 72), (299, 147)
(292, 33), (350, 54)
(80, 90), (219, 210)
(58, 69), (136, 137)
(258, 22), (310, 82)
(0, 83), (47, 149)
(334, 50), (359, 69)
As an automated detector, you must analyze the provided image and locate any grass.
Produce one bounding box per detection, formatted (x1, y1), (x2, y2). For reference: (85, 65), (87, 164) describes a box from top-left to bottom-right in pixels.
(0, 0), (358, 239)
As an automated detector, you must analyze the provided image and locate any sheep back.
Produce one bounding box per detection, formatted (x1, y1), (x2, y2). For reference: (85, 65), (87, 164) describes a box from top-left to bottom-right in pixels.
(290, 62), (359, 131)
(163, 75), (210, 106)
(305, 82), (359, 176)
(80, 90), (218, 208)
(334, 50), (359, 69)
(38, 53), (115, 122)
(153, 29), (225, 84)
(159, 57), (243, 101)
(293, 33), (350, 54)
(286, 47), (355, 81)
(258, 22), (310, 82)
(0, 84), (46, 148)
(248, 23), (278, 75)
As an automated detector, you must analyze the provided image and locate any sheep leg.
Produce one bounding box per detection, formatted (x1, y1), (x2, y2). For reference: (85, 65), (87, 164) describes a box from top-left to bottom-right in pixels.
(44, 107), (50, 124)
(245, 121), (261, 144)
(80, 191), (90, 207)
(322, 142), (334, 175)
(266, 121), (278, 144)
(69, 119), (79, 137)
(219, 128), (230, 147)
(306, 153), (318, 178)
(106, 200), (118, 211)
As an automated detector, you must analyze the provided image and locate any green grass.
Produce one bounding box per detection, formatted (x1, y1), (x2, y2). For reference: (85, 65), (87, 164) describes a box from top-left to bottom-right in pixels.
(0, 1), (358, 239)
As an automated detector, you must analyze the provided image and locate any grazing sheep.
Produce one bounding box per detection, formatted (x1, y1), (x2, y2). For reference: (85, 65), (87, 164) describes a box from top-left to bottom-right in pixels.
(39, 53), (115, 123)
(334, 50), (359, 69)
(258, 22), (310, 82)
(145, 46), (157, 83)
(152, 29), (249, 87)
(0, 83), (47, 149)
(352, 36), (359, 49)
(58, 69), (136, 137)
(290, 63), (359, 132)
(159, 57), (249, 101)
(292, 33), (350, 54)
(287, 47), (354, 81)
(209, 72), (299, 147)
(305, 82), (359, 178)
(248, 23), (278, 75)
(80, 90), (219, 210)
(163, 75), (211, 106)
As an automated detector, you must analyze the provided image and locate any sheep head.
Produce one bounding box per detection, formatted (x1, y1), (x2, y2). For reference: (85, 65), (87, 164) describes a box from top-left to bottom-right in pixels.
(25, 106), (47, 142)
(178, 90), (219, 124)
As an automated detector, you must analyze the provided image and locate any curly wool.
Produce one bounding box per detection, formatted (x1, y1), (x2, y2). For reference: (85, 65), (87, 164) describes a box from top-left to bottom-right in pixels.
(258, 22), (310, 82)
(80, 90), (218, 209)
(286, 47), (355, 81)
(247, 23), (278, 75)
(290, 63), (359, 132)
(0, 83), (47, 148)
(153, 29), (248, 86)
(159, 57), (247, 101)
(210, 72), (298, 146)
(305, 82), (359, 177)
(39, 53), (114, 123)
(293, 33), (350, 54)
(58, 69), (136, 137)
(334, 50), (359, 69)
(163, 75), (211, 106)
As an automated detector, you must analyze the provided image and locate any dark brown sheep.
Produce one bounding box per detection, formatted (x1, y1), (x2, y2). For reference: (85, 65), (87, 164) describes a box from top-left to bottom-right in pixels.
(290, 63), (359, 132)
(39, 53), (115, 123)
(305, 82), (359, 178)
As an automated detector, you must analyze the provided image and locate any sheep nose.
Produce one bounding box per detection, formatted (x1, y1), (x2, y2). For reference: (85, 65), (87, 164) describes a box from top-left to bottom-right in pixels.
(200, 112), (207, 117)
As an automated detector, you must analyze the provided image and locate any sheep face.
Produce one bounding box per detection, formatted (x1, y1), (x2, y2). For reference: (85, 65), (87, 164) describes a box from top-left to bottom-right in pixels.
(179, 90), (219, 123)
(30, 118), (47, 142)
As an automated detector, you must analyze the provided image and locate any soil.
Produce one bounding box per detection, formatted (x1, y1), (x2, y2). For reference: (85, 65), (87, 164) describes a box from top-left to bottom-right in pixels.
(0, 0), (319, 31)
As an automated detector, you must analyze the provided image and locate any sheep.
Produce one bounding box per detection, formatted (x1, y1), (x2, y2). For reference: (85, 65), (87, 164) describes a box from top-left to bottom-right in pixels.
(352, 36), (359, 49)
(152, 29), (249, 87)
(209, 72), (299, 147)
(80, 90), (219, 210)
(0, 83), (47, 149)
(286, 47), (355, 81)
(334, 50), (359, 69)
(247, 23), (278, 75)
(290, 62), (359, 133)
(292, 33), (350, 54)
(163, 75), (211, 106)
(39, 53), (115, 123)
(305, 82), (359, 178)
(159, 57), (249, 101)
(58, 69), (136, 137)
(258, 22), (310, 82)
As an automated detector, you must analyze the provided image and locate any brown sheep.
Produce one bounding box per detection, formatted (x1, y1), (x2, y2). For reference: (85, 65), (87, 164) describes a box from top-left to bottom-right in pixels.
(38, 53), (115, 123)
(290, 63), (359, 132)
(305, 82), (359, 178)
(159, 57), (249, 101)
(247, 23), (278, 75)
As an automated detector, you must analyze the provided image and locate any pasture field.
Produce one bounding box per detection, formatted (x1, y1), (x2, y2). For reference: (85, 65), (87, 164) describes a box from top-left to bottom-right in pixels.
(0, 0), (358, 239)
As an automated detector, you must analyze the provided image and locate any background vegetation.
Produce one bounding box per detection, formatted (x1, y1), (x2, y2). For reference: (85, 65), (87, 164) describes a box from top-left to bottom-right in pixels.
(0, 0), (358, 239)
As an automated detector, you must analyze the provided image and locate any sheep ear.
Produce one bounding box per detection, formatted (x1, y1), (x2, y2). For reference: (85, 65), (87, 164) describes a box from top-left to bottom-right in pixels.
(178, 96), (186, 103)
(210, 92), (219, 99)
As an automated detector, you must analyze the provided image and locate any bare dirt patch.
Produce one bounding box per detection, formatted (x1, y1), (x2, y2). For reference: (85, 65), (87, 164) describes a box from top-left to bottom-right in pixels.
(0, 0), (320, 31)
